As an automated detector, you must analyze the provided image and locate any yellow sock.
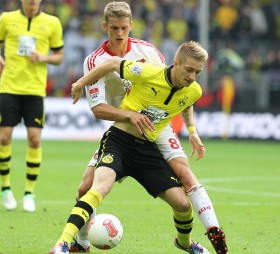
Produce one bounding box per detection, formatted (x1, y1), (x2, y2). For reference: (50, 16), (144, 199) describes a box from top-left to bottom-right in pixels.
(173, 208), (194, 248)
(56, 190), (103, 246)
(25, 147), (42, 194)
(0, 144), (12, 188)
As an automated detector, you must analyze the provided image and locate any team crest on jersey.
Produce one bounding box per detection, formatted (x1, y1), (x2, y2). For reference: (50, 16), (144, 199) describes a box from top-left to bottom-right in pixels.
(178, 95), (188, 108)
(102, 154), (114, 163)
(130, 63), (144, 75)
(89, 87), (99, 99)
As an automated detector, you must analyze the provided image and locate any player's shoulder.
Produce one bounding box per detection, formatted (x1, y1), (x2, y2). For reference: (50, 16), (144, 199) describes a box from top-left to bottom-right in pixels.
(84, 44), (110, 70)
(39, 11), (61, 24)
(189, 81), (202, 95)
(129, 37), (165, 62)
(0, 9), (20, 20)
(129, 37), (158, 51)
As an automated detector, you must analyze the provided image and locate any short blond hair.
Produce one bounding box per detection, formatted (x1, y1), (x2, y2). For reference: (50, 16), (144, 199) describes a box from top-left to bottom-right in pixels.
(104, 1), (132, 23)
(175, 41), (208, 64)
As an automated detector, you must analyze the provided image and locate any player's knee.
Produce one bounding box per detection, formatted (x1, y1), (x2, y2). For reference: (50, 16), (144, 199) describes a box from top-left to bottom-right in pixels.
(0, 135), (11, 145)
(28, 135), (41, 148)
(172, 196), (192, 213)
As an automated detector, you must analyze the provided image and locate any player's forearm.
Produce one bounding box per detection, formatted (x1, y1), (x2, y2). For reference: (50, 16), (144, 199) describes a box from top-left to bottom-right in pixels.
(78, 58), (122, 89)
(45, 50), (64, 65)
(181, 106), (197, 134)
(92, 103), (132, 122)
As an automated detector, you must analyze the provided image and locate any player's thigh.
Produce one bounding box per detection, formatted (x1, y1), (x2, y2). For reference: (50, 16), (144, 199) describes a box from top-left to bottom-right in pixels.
(156, 124), (187, 162)
(0, 93), (22, 127)
(92, 166), (116, 197)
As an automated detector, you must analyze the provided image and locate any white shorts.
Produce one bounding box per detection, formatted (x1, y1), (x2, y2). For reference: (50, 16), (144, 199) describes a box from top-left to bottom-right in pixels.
(88, 123), (187, 167)
(155, 123), (187, 162)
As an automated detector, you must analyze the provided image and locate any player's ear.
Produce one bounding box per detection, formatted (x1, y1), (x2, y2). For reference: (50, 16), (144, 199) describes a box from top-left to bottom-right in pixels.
(102, 22), (108, 32)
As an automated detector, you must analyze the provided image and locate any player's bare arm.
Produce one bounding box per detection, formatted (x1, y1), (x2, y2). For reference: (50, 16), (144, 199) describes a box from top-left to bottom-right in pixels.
(0, 46), (4, 75)
(181, 106), (205, 160)
(71, 57), (122, 104)
(92, 103), (154, 133)
(29, 49), (64, 65)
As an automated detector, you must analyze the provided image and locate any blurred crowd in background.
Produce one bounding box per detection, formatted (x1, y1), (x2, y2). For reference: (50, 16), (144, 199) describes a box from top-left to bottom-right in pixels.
(1, 0), (280, 112)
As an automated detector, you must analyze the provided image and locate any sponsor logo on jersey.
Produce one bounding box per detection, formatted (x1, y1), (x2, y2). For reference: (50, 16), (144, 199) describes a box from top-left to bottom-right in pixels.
(102, 154), (114, 163)
(89, 87), (99, 98)
(129, 63), (144, 75)
(139, 105), (169, 123)
(151, 87), (160, 96)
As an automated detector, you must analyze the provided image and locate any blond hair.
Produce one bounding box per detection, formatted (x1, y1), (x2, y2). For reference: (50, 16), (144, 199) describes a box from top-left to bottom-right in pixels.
(104, 1), (132, 23)
(175, 41), (208, 64)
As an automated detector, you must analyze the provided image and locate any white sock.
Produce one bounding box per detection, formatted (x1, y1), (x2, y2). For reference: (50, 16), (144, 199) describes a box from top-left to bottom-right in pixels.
(187, 184), (219, 229)
(77, 208), (96, 246)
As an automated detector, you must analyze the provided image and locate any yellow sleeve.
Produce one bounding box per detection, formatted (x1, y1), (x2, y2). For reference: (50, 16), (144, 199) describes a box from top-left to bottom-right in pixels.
(50, 16), (64, 49)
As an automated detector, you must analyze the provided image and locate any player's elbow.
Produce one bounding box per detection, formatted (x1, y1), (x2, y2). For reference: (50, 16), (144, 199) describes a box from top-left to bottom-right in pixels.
(91, 105), (105, 119)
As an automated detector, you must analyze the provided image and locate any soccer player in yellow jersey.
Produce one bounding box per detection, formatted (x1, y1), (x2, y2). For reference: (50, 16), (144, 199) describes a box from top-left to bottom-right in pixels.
(0, 0), (64, 212)
(49, 41), (228, 254)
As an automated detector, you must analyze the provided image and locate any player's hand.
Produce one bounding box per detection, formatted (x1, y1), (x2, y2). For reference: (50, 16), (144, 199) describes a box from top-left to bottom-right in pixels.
(71, 82), (84, 104)
(128, 111), (154, 134)
(188, 133), (205, 160)
(29, 51), (45, 63)
(0, 55), (5, 76)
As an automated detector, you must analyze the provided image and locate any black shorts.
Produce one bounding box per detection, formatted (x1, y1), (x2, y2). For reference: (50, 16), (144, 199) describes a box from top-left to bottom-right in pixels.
(96, 126), (182, 198)
(0, 93), (44, 128)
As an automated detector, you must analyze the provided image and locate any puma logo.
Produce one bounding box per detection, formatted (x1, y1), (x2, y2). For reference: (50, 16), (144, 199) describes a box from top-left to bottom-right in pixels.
(34, 118), (42, 125)
(151, 87), (160, 96)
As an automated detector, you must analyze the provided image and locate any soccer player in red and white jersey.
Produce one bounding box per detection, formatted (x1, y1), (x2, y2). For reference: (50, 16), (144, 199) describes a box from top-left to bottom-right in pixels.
(51, 2), (227, 254)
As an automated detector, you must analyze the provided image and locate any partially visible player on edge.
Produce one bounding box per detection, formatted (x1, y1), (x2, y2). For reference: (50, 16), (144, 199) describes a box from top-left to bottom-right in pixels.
(52, 2), (227, 254)
(0, 0), (64, 212)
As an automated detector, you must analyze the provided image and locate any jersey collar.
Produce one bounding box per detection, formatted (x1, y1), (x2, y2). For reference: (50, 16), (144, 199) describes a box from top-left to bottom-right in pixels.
(165, 65), (173, 87)
(20, 8), (41, 18)
(103, 38), (132, 56)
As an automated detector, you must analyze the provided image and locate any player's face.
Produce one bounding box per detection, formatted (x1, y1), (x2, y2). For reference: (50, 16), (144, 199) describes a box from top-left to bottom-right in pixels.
(103, 17), (132, 46)
(21, 0), (41, 10)
(174, 57), (205, 87)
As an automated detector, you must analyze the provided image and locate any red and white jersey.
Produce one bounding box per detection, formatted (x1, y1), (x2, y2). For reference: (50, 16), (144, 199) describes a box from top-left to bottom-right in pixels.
(83, 37), (165, 109)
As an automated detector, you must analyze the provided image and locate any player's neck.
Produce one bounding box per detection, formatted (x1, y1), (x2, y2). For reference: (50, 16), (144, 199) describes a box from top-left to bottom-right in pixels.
(21, 7), (40, 18)
(106, 41), (128, 58)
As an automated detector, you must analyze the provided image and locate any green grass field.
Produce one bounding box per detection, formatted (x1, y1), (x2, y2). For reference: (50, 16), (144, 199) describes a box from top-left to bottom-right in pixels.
(0, 139), (279, 254)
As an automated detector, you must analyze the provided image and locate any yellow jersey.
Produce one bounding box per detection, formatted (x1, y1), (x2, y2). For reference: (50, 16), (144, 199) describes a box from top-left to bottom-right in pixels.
(0, 10), (64, 96)
(120, 60), (202, 141)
